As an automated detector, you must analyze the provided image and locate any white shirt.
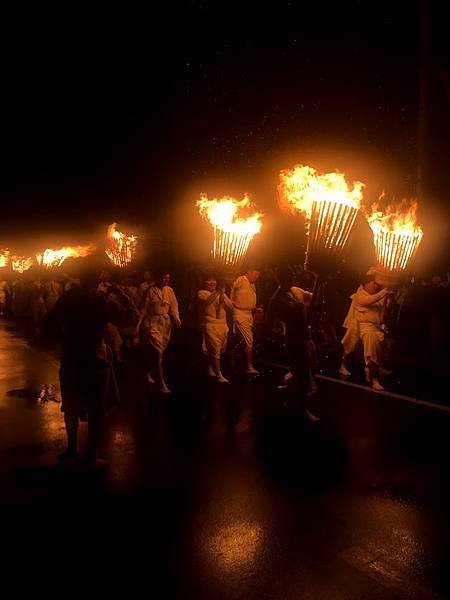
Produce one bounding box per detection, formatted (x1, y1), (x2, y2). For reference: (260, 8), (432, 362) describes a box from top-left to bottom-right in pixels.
(231, 275), (257, 314)
(198, 289), (233, 324)
(144, 285), (180, 322)
(353, 286), (388, 325)
(291, 286), (313, 306)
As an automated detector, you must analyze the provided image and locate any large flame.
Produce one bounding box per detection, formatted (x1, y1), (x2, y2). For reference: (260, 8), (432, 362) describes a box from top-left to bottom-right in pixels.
(0, 249), (10, 268)
(105, 223), (138, 268)
(366, 199), (423, 271)
(197, 194), (263, 266)
(36, 244), (95, 269)
(278, 165), (364, 220)
(11, 256), (34, 273)
(279, 165), (364, 258)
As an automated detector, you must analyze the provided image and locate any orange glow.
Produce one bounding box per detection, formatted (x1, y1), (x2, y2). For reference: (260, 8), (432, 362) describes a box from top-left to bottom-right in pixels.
(0, 249), (10, 268)
(278, 165), (364, 255)
(278, 165), (364, 220)
(366, 199), (423, 271)
(11, 256), (34, 273)
(105, 223), (138, 268)
(206, 522), (263, 572)
(197, 194), (263, 266)
(36, 244), (96, 268)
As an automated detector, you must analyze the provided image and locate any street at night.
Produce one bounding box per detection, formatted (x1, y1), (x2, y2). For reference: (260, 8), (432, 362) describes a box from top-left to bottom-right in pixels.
(2, 2), (450, 598)
(1, 321), (448, 599)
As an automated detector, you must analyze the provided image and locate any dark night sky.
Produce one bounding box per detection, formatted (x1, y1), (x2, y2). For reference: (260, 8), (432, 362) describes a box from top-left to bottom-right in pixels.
(1, 1), (449, 265)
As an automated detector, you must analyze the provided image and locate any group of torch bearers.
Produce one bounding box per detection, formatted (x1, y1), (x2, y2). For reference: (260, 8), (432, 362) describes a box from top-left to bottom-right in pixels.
(0, 163), (427, 460)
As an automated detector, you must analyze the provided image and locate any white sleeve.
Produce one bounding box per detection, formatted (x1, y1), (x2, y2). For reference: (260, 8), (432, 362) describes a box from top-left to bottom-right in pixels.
(168, 288), (180, 321)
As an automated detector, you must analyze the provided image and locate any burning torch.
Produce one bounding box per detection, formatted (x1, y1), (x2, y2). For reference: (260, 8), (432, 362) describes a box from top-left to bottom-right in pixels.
(366, 199), (423, 288)
(278, 165), (364, 270)
(197, 194), (263, 279)
(105, 223), (138, 268)
(36, 244), (96, 269)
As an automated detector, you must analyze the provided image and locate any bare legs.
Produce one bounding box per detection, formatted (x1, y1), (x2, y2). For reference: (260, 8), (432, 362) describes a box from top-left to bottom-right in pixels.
(245, 346), (259, 374)
(208, 355), (229, 383)
(147, 349), (171, 393)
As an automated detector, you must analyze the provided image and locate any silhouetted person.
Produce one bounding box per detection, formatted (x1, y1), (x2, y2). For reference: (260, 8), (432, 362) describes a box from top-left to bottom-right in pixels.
(48, 282), (118, 465)
(266, 265), (319, 422)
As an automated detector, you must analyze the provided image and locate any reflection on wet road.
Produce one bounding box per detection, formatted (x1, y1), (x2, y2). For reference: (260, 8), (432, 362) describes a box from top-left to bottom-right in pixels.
(0, 322), (449, 599)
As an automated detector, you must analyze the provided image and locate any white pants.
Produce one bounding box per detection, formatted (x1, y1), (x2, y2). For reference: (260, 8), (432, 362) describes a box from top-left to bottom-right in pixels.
(147, 314), (172, 353)
(202, 322), (229, 359)
(342, 322), (384, 365)
(233, 311), (254, 347)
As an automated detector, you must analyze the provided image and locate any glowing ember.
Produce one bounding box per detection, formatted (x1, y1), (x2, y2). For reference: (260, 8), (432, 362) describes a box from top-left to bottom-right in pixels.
(11, 256), (34, 273)
(197, 194), (263, 266)
(366, 199), (423, 272)
(105, 223), (138, 267)
(278, 165), (364, 258)
(0, 249), (10, 268)
(36, 245), (95, 268)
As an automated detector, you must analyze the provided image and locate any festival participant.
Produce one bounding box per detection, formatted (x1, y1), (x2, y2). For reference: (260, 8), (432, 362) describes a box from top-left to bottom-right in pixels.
(340, 269), (392, 391)
(141, 270), (181, 393)
(231, 266), (261, 374)
(97, 269), (112, 294)
(265, 265), (320, 422)
(137, 270), (155, 308)
(0, 278), (10, 316)
(197, 275), (233, 383)
(281, 270), (314, 386)
(290, 284), (313, 306)
(45, 277), (64, 311)
(48, 281), (118, 466)
(31, 276), (47, 334)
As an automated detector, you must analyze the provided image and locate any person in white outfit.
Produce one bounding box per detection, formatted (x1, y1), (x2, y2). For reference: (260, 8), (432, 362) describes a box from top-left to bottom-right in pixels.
(0, 279), (10, 316)
(198, 275), (233, 383)
(340, 270), (392, 390)
(231, 267), (261, 374)
(142, 271), (181, 393)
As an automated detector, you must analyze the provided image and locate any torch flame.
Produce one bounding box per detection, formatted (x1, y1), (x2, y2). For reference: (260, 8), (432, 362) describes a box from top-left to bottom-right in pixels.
(197, 194), (263, 266)
(0, 249), (10, 268)
(278, 165), (364, 260)
(11, 256), (34, 273)
(105, 223), (138, 267)
(366, 199), (423, 271)
(278, 165), (364, 220)
(36, 244), (96, 268)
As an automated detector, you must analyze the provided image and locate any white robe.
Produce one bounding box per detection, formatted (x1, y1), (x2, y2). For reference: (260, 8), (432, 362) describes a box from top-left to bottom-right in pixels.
(143, 285), (180, 352)
(0, 281), (8, 307)
(231, 275), (257, 347)
(291, 286), (313, 306)
(198, 289), (232, 358)
(342, 285), (387, 364)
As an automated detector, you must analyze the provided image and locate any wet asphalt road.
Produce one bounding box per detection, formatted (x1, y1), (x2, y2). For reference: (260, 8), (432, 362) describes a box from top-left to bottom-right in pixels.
(0, 321), (449, 599)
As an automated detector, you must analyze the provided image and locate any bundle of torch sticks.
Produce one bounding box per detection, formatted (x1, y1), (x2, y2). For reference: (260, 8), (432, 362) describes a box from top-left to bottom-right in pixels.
(0, 223), (138, 273)
(1, 165), (424, 283)
(198, 165), (423, 283)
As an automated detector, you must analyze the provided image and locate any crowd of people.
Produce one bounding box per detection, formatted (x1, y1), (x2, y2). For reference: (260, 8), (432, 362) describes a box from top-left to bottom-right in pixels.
(0, 261), (448, 465)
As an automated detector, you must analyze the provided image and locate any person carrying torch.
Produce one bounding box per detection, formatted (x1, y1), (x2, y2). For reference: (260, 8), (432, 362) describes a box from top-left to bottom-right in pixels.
(231, 265), (262, 375)
(197, 274), (233, 383)
(340, 268), (394, 391)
